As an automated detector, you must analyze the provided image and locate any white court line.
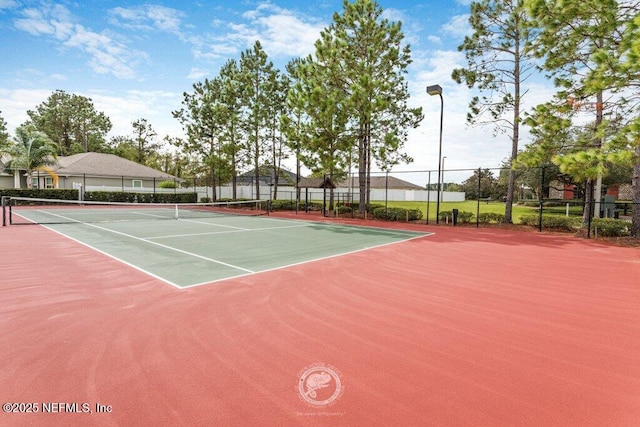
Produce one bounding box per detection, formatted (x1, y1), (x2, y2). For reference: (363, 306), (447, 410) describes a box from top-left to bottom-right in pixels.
(35, 210), (254, 274)
(177, 217), (249, 230)
(145, 223), (314, 240)
(185, 232), (432, 288)
(32, 222), (184, 289)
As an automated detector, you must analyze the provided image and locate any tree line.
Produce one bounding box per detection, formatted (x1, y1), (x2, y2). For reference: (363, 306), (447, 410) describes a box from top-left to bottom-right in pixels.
(2, 0), (640, 235)
(0, 0), (422, 214)
(454, 0), (640, 236)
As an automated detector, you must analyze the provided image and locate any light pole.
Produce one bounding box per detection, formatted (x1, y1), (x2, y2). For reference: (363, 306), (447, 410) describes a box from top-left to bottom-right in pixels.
(427, 84), (444, 224)
(441, 156), (447, 202)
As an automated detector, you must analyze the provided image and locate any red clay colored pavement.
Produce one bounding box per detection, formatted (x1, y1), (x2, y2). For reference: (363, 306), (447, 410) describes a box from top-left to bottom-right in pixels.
(1, 219), (639, 426)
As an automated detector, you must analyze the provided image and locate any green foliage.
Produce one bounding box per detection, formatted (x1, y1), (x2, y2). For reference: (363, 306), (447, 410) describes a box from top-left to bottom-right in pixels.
(520, 214), (629, 236)
(131, 118), (160, 165)
(299, 0), (422, 213)
(335, 205), (352, 214)
(591, 218), (630, 237)
(27, 90), (112, 155)
(0, 189), (78, 200)
(158, 180), (178, 189)
(439, 210), (474, 223)
(0, 112), (8, 149)
(84, 191), (197, 203)
(4, 124), (58, 189)
(460, 168), (499, 200)
(372, 207), (423, 221)
(477, 212), (505, 223)
(270, 199), (297, 211)
(519, 214), (580, 231)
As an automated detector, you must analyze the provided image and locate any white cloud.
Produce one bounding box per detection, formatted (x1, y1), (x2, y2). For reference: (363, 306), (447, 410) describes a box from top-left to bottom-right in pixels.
(442, 14), (470, 39)
(187, 67), (210, 80)
(0, 0), (19, 10)
(0, 88), (183, 144)
(223, 3), (325, 58)
(108, 5), (185, 37)
(89, 90), (183, 139)
(13, 4), (145, 79)
(0, 88), (53, 133)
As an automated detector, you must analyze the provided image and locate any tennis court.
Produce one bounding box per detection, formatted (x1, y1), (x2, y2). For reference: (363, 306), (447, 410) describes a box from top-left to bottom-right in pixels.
(3, 198), (428, 287)
(1, 198), (639, 426)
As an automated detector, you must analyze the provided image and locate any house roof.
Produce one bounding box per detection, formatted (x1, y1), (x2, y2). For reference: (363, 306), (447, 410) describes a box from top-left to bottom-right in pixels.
(336, 176), (423, 190)
(298, 177), (336, 189)
(237, 165), (298, 185)
(53, 152), (178, 180)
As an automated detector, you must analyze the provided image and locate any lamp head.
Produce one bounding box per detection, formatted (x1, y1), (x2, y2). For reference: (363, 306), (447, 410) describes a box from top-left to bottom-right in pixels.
(427, 84), (442, 96)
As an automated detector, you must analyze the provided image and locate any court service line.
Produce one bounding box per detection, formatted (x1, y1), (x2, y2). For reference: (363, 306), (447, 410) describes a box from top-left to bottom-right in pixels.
(185, 232), (432, 288)
(36, 210), (255, 274)
(177, 217), (249, 230)
(144, 223), (314, 240)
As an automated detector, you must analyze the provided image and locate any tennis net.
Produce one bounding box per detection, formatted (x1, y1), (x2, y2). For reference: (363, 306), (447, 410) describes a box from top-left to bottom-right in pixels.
(2, 196), (269, 226)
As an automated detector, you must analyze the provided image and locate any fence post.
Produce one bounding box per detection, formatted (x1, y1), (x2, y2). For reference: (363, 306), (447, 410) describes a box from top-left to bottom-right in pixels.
(538, 166), (545, 232)
(426, 171), (431, 225)
(476, 167), (481, 228)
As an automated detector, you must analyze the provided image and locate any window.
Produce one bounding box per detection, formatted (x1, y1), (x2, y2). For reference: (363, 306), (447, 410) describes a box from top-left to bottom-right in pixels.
(132, 180), (142, 188)
(45, 177), (54, 189)
(32, 177), (39, 188)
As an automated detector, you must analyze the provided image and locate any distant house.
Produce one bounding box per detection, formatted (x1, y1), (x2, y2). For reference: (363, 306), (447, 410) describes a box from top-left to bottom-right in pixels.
(336, 176), (423, 190)
(0, 152), (180, 191)
(549, 180), (632, 201)
(0, 155), (14, 189)
(236, 165), (298, 186)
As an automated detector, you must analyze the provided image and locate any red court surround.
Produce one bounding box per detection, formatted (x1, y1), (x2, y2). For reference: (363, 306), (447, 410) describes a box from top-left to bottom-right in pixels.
(1, 219), (639, 426)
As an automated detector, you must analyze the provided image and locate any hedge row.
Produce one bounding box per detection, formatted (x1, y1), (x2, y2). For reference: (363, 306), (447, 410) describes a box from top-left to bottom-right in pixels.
(439, 210), (475, 223)
(84, 191), (197, 204)
(519, 214), (579, 231)
(269, 199), (324, 211)
(0, 188), (198, 204)
(477, 212), (505, 224)
(371, 207), (423, 221)
(519, 215), (630, 236)
(0, 188), (79, 200)
(590, 218), (631, 237)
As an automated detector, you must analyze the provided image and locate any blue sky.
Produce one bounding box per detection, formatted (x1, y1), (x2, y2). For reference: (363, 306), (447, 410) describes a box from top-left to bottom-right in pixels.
(0, 0), (554, 183)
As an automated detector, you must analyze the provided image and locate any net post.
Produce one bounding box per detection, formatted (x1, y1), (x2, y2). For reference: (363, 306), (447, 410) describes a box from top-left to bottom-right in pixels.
(1, 196), (7, 227)
(174, 204), (179, 220)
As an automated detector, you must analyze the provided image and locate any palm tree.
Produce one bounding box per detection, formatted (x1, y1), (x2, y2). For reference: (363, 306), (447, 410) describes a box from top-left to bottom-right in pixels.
(4, 124), (58, 188)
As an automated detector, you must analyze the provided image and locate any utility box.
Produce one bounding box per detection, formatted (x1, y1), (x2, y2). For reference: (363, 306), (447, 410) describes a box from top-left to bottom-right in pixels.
(601, 195), (616, 218)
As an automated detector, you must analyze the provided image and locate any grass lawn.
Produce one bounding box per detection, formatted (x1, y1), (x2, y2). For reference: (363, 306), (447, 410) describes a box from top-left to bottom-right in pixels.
(381, 200), (560, 223)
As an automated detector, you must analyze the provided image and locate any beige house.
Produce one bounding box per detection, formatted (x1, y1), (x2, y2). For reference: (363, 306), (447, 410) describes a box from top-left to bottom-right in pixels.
(0, 152), (179, 191)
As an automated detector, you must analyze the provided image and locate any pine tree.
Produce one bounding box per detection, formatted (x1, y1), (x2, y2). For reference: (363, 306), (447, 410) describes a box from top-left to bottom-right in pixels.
(239, 41), (277, 200)
(303, 0), (421, 213)
(452, 0), (536, 224)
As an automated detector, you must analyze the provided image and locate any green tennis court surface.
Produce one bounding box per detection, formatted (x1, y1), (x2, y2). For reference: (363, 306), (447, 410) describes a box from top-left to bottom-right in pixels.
(30, 214), (428, 288)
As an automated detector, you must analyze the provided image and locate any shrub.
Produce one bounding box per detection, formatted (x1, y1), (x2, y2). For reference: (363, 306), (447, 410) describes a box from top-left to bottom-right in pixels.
(477, 212), (505, 224)
(439, 210), (474, 223)
(591, 218), (630, 237)
(270, 199), (296, 211)
(519, 214), (579, 231)
(457, 211), (474, 223)
(335, 205), (352, 214)
(0, 188), (79, 200)
(372, 207), (423, 221)
(84, 191), (197, 204)
(158, 180), (177, 189)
